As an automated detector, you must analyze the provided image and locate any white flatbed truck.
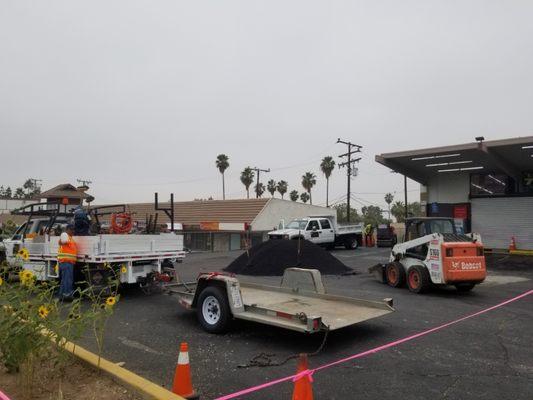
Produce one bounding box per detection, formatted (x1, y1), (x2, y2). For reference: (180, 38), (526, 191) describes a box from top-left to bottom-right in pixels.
(166, 268), (394, 334)
(268, 215), (363, 250)
(3, 203), (185, 289)
(16, 233), (185, 287)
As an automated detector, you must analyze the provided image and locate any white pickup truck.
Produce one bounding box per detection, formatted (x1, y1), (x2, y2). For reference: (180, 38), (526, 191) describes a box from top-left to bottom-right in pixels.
(1, 205), (185, 290)
(268, 215), (363, 250)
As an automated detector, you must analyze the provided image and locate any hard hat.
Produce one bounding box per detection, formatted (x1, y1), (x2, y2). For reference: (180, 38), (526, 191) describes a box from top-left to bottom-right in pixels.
(60, 232), (69, 243)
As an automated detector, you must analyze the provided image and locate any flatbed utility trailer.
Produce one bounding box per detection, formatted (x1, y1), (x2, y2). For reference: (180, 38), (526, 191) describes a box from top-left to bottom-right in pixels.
(166, 268), (394, 334)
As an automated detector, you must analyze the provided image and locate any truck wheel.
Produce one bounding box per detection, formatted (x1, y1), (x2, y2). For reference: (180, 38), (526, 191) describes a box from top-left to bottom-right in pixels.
(344, 237), (358, 250)
(385, 262), (405, 288)
(455, 283), (475, 292)
(197, 286), (231, 333)
(407, 265), (430, 294)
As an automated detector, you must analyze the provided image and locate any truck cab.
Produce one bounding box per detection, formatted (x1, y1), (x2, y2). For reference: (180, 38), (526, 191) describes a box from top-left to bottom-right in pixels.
(2, 218), (68, 261)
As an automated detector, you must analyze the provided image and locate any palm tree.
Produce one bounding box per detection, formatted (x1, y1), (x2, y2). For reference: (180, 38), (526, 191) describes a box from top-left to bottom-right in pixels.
(240, 167), (255, 199)
(300, 192), (310, 203)
(267, 179), (277, 197)
(320, 156), (336, 207)
(290, 190), (299, 202)
(301, 172), (317, 205)
(384, 193), (394, 221)
(277, 180), (288, 199)
(255, 183), (265, 197)
(215, 154), (229, 200)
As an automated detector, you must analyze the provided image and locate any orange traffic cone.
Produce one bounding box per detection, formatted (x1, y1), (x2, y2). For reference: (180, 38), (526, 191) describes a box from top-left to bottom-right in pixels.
(172, 342), (198, 399)
(509, 236), (517, 251)
(292, 353), (314, 400)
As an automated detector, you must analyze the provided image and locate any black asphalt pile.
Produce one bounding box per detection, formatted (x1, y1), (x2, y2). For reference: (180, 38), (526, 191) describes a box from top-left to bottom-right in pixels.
(224, 239), (352, 276)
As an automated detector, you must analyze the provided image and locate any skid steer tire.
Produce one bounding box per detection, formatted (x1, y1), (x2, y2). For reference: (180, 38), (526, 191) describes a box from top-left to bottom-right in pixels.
(385, 262), (405, 288)
(455, 283), (475, 292)
(197, 286), (232, 334)
(407, 265), (430, 294)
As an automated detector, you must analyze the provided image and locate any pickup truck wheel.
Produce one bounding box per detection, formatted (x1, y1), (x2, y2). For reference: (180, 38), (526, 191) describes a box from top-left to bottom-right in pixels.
(407, 265), (430, 294)
(344, 237), (358, 250)
(385, 262), (405, 288)
(197, 286), (231, 333)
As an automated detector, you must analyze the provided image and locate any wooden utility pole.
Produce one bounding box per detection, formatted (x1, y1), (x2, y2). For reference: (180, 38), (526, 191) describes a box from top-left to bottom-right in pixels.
(337, 139), (362, 222)
(252, 167), (270, 198)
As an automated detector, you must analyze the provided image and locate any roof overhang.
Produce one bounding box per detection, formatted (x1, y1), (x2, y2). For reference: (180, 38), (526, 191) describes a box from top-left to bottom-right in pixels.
(375, 136), (533, 185)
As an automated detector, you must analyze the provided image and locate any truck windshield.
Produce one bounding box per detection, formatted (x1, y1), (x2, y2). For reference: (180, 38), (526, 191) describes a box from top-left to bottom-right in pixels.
(286, 220), (308, 230)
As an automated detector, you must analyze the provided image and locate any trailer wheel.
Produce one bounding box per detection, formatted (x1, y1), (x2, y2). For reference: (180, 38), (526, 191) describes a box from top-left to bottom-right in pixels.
(385, 262), (405, 288)
(197, 286), (231, 333)
(407, 265), (430, 294)
(344, 237), (358, 250)
(455, 283), (475, 292)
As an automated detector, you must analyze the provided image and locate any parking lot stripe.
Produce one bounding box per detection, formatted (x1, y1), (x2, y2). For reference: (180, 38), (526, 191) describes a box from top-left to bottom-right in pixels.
(215, 289), (533, 400)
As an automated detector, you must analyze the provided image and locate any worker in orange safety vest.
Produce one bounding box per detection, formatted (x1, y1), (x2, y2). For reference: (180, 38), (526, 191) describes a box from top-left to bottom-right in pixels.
(58, 224), (77, 300)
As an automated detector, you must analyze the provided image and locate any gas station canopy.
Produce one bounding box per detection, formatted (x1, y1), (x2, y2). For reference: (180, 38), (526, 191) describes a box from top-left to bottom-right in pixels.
(375, 136), (533, 185)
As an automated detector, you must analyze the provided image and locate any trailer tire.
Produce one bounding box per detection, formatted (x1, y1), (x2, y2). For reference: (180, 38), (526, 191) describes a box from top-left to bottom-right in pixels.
(344, 236), (358, 250)
(197, 286), (232, 333)
(455, 283), (475, 292)
(385, 262), (405, 288)
(407, 265), (430, 294)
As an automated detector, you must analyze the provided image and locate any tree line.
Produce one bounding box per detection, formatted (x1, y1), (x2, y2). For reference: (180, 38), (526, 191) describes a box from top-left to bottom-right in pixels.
(0, 179), (41, 200)
(215, 154), (336, 205)
(215, 154), (422, 224)
(334, 192), (422, 226)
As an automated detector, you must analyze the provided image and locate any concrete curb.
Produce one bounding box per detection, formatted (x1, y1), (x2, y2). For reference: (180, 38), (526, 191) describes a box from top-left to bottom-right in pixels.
(510, 249), (533, 256)
(60, 339), (186, 400)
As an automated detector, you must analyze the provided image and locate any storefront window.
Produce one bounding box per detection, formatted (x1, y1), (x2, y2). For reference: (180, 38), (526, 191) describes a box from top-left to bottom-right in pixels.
(470, 173), (514, 196)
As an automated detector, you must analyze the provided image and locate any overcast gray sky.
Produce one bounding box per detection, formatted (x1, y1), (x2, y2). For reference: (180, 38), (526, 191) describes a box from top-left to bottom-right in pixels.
(1, 1), (533, 209)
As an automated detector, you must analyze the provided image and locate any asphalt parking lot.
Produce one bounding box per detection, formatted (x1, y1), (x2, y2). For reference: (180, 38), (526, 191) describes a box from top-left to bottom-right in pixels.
(82, 248), (533, 400)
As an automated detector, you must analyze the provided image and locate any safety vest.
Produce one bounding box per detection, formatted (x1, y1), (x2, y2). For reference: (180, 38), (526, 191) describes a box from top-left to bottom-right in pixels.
(58, 236), (77, 264)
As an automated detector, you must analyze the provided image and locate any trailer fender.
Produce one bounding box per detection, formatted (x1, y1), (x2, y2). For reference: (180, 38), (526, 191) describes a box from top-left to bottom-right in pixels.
(191, 275), (245, 314)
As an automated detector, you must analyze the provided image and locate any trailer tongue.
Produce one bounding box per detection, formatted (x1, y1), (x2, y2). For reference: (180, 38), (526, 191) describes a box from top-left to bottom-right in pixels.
(166, 268), (394, 334)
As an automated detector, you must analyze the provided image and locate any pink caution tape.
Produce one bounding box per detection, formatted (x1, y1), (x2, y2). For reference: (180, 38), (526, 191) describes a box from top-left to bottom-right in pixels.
(215, 289), (533, 400)
(0, 389), (11, 400)
(292, 369), (314, 383)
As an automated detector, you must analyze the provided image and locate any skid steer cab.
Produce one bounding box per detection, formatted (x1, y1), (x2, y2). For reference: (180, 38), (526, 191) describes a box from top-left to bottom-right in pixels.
(369, 217), (486, 294)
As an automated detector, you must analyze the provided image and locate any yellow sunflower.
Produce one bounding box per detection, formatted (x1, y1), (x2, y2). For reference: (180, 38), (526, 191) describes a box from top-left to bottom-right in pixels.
(54, 264), (59, 274)
(121, 265), (127, 274)
(19, 270), (35, 286)
(38, 305), (50, 319)
(0, 276), (3, 286)
(105, 296), (117, 308)
(17, 248), (30, 261)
